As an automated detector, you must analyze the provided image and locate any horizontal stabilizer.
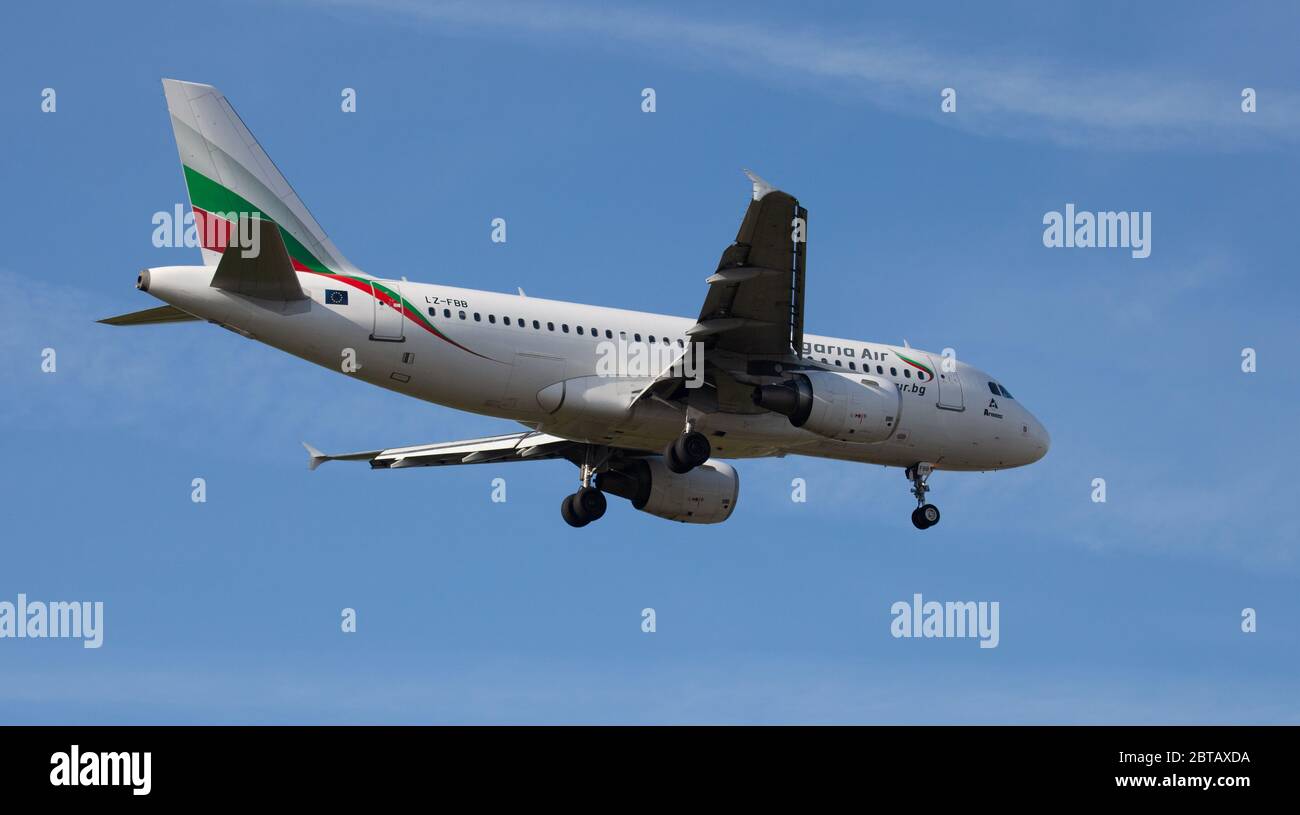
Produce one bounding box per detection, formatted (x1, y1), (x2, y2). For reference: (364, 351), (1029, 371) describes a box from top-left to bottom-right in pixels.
(210, 217), (307, 301)
(97, 304), (200, 326)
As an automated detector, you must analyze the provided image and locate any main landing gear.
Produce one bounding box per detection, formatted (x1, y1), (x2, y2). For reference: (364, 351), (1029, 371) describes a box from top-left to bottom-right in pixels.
(559, 426), (712, 526)
(906, 462), (941, 530)
(561, 486), (606, 528)
(561, 457), (608, 528)
(664, 424), (711, 475)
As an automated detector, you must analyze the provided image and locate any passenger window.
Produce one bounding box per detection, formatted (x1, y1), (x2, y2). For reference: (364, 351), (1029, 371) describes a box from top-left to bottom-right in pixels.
(562, 324), (569, 333)
(473, 312), (481, 322)
(649, 335), (657, 343)
(504, 316), (511, 326)
(904, 369), (911, 378)
(547, 322), (555, 331)
(849, 362), (856, 370)
(488, 314), (496, 324)
(835, 359), (842, 367)
(428, 307), (436, 316)
(634, 333), (642, 342)
(443, 308), (451, 318)
(458, 310), (466, 320)
(576, 326), (584, 335)
(519, 317), (525, 327)
(677, 339), (685, 347)
(876, 365), (883, 374)
(890, 367), (897, 376)
(606, 330), (613, 339)
(532, 320), (540, 329)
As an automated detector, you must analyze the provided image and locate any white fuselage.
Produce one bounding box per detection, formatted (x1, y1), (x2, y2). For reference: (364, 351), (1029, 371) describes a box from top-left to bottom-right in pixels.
(141, 265), (1049, 472)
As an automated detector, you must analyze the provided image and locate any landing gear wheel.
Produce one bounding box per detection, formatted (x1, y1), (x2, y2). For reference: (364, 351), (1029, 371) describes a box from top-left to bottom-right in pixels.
(910, 505), (940, 529)
(561, 493), (589, 528)
(562, 487), (606, 527)
(919, 503), (940, 528)
(911, 507), (928, 530)
(574, 486), (606, 522)
(906, 463), (939, 530)
(664, 441), (689, 474)
(665, 431), (710, 473)
(679, 431), (711, 466)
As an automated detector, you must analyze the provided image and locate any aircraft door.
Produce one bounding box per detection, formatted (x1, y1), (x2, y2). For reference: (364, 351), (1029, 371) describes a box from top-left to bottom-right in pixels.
(928, 353), (964, 411)
(370, 279), (405, 341)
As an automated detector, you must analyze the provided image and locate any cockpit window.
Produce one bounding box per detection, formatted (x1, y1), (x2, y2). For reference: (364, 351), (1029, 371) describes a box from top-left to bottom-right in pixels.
(989, 381), (1015, 399)
(998, 384), (1014, 399)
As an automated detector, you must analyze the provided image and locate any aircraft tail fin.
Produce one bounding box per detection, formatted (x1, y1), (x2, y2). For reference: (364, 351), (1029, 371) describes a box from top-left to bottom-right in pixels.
(162, 79), (357, 276)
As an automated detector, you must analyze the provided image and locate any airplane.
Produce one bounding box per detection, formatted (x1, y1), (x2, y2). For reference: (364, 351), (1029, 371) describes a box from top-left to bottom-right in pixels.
(101, 79), (1049, 530)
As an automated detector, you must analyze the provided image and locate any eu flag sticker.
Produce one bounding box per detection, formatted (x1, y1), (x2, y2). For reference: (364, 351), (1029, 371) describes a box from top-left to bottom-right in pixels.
(325, 289), (349, 306)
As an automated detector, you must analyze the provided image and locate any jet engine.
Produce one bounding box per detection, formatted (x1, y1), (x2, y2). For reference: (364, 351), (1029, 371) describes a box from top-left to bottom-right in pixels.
(596, 457), (739, 524)
(752, 370), (900, 443)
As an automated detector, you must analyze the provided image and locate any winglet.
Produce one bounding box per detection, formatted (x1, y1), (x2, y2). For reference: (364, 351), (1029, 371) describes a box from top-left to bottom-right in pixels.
(303, 442), (327, 471)
(743, 168), (776, 201)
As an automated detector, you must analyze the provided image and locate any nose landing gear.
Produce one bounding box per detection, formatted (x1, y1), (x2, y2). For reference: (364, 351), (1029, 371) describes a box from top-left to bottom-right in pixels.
(906, 463), (941, 530)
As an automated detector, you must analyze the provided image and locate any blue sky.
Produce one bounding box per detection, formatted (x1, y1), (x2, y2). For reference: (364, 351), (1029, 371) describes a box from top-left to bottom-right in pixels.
(1, 0), (1297, 723)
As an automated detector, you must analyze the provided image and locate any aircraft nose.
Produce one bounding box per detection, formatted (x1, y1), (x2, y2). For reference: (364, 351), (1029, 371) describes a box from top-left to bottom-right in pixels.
(1025, 414), (1050, 463)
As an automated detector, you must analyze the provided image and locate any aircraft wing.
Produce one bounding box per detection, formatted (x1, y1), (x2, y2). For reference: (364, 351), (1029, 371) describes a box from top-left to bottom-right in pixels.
(689, 170), (806, 358)
(302, 431), (576, 471)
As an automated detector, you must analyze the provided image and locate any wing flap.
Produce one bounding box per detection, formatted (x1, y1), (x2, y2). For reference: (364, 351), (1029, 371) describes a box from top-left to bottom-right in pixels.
(304, 432), (573, 471)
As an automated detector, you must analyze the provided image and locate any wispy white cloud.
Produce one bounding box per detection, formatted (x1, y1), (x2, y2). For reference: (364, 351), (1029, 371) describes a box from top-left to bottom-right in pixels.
(0, 269), (506, 462)
(308, 0), (1300, 149)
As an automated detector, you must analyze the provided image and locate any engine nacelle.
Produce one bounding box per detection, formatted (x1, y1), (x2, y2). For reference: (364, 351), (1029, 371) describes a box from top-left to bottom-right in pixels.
(596, 457), (739, 524)
(752, 370), (900, 443)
